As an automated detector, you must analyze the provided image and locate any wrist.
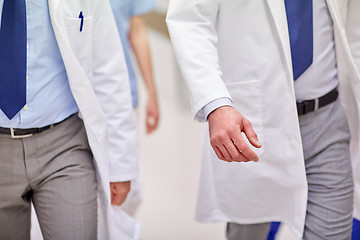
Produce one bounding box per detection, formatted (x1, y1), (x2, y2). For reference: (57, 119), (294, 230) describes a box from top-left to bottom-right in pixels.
(147, 89), (157, 98)
(208, 106), (233, 121)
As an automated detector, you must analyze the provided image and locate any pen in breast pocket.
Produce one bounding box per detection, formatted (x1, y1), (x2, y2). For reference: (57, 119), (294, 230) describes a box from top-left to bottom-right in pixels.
(79, 11), (84, 32)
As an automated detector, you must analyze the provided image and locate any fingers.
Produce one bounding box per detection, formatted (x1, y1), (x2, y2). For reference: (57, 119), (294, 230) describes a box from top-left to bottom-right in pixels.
(211, 135), (254, 162)
(146, 114), (159, 133)
(110, 182), (131, 206)
(209, 120), (259, 162)
(213, 146), (228, 162)
(111, 189), (127, 206)
(231, 134), (258, 162)
(224, 140), (251, 162)
(111, 186), (123, 205)
(242, 119), (261, 148)
(217, 145), (231, 160)
(146, 104), (159, 134)
(208, 106), (261, 163)
(111, 194), (126, 206)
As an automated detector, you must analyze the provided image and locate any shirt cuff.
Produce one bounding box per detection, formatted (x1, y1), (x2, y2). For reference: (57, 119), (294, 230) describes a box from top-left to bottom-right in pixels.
(200, 97), (233, 121)
(109, 173), (138, 183)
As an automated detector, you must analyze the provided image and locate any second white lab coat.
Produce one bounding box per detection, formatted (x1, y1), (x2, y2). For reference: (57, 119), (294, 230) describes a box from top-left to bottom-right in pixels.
(167, 0), (360, 238)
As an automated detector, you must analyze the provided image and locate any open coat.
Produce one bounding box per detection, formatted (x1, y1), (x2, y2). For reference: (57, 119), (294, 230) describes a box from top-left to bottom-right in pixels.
(48, 1), (141, 239)
(0, 0), (142, 239)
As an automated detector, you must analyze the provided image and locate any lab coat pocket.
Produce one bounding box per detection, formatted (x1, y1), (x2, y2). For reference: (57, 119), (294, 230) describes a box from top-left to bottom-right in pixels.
(110, 206), (141, 240)
(63, 16), (93, 75)
(225, 80), (264, 158)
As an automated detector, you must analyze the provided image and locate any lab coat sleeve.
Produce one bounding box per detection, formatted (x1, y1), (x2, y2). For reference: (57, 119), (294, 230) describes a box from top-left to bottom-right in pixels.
(166, 0), (232, 122)
(92, 0), (138, 182)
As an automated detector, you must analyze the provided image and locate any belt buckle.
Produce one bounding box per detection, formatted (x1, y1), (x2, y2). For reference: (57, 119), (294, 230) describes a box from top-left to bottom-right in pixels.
(10, 128), (33, 139)
(302, 100), (315, 115)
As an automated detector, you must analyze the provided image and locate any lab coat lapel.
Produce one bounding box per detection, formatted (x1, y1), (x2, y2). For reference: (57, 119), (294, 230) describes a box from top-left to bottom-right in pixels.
(326, 0), (348, 28)
(48, 0), (61, 21)
(47, 0), (107, 141)
(339, 0), (349, 20)
(265, 0), (293, 80)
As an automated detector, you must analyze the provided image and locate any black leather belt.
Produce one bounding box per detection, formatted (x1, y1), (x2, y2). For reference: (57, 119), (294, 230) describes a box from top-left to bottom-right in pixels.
(0, 114), (75, 139)
(297, 88), (338, 116)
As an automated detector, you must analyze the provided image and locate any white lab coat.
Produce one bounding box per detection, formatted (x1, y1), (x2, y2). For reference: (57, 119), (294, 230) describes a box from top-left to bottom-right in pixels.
(346, 0), (360, 221)
(166, 0), (360, 238)
(14, 0), (141, 239)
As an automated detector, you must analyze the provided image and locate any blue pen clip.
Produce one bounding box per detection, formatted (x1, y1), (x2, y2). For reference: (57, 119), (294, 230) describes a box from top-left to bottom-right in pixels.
(79, 11), (84, 32)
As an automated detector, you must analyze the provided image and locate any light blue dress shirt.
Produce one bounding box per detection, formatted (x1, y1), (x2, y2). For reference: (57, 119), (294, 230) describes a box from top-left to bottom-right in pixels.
(0, 0), (78, 128)
(109, 0), (156, 108)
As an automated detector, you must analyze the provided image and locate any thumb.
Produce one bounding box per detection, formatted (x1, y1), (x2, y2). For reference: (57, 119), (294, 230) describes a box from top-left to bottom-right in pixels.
(242, 119), (261, 148)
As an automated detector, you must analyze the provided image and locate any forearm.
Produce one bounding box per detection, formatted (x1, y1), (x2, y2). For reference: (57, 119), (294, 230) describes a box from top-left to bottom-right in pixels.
(166, 0), (231, 119)
(129, 16), (157, 98)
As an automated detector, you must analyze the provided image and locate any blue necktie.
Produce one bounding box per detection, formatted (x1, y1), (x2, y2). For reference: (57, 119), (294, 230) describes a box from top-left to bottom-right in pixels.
(284, 0), (313, 80)
(0, 0), (27, 120)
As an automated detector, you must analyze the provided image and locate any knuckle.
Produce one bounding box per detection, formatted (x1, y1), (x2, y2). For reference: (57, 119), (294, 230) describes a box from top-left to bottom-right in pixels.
(210, 133), (221, 142)
(217, 132), (228, 141)
(226, 131), (232, 137)
(210, 136), (221, 146)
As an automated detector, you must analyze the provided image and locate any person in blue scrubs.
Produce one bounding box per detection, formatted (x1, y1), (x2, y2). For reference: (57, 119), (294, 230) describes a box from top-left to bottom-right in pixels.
(109, 0), (159, 216)
(110, 0), (159, 133)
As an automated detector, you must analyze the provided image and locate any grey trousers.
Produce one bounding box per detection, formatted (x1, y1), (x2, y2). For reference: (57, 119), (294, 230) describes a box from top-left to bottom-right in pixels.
(227, 99), (354, 240)
(0, 115), (98, 240)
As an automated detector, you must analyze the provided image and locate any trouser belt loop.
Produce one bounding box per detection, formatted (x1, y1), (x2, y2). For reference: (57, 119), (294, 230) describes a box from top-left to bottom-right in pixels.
(314, 98), (319, 112)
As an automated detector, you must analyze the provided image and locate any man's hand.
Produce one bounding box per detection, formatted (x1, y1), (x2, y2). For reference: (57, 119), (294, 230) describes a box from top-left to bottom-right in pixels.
(110, 181), (131, 206)
(208, 106), (262, 162)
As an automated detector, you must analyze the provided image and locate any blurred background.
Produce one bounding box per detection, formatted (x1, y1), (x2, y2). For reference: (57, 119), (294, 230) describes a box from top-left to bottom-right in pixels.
(130, 1), (299, 239)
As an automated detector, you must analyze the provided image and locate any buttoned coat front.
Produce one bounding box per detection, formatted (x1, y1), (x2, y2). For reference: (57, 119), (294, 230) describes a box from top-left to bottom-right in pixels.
(167, 0), (360, 238)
